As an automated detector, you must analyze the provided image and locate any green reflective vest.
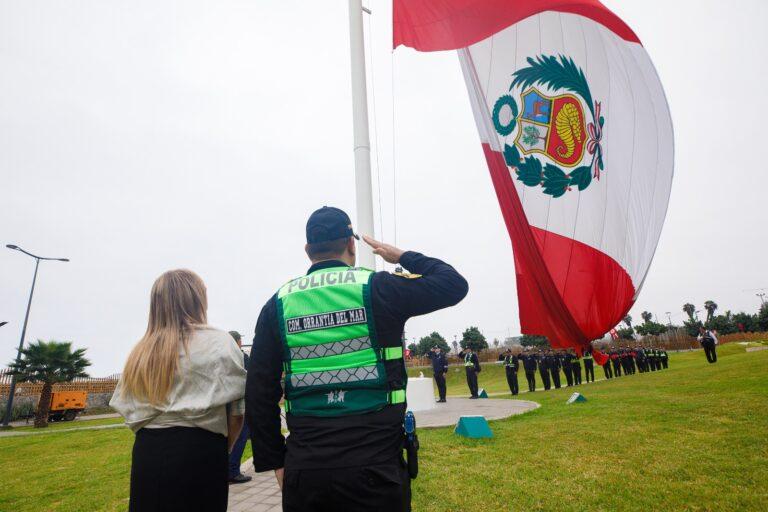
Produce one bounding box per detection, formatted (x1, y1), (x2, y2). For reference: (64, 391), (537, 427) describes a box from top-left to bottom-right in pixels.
(277, 266), (405, 417)
(464, 354), (474, 367)
(583, 353), (593, 361)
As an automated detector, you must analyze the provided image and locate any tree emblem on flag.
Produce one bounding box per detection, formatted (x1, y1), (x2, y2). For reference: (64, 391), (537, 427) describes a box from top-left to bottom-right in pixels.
(492, 55), (605, 198)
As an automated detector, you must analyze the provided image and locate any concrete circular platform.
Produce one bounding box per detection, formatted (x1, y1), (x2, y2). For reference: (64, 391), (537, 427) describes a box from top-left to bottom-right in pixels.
(413, 398), (539, 428)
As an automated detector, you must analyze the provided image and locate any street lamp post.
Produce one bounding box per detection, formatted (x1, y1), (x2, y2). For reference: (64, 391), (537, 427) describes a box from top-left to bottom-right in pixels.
(2, 245), (69, 428)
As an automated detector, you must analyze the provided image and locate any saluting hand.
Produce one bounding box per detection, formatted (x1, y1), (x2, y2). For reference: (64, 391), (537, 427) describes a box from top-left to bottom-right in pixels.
(363, 235), (405, 264)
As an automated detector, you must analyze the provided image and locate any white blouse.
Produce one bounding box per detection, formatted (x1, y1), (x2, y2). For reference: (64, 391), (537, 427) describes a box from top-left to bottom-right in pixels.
(111, 327), (247, 437)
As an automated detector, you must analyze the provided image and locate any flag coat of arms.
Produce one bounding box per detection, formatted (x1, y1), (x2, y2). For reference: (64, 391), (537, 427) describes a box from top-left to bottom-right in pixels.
(394, 0), (673, 351)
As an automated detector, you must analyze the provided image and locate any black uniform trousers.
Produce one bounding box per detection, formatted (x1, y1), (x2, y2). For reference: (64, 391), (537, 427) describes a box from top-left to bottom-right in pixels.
(549, 366), (561, 388)
(572, 364), (582, 385)
(661, 357), (668, 369)
(539, 366), (551, 390)
(283, 456), (411, 512)
(584, 360), (595, 382)
(628, 358), (636, 375)
(525, 370), (536, 392)
(603, 362), (613, 379)
(702, 341), (717, 363)
(465, 367), (479, 397)
(505, 368), (519, 395)
(563, 365), (574, 386)
(433, 372), (447, 401)
(612, 359), (622, 377)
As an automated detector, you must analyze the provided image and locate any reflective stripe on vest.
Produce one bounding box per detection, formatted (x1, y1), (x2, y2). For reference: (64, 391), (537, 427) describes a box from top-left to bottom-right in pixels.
(465, 354), (473, 366)
(277, 266), (405, 417)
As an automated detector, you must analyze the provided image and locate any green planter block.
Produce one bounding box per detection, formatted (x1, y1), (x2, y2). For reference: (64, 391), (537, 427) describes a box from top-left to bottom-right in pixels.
(454, 415), (493, 438)
(478, 388), (489, 398)
(567, 392), (587, 404)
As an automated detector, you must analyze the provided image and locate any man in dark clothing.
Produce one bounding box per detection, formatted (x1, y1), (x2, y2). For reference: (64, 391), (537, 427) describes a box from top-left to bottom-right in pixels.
(459, 347), (481, 398)
(503, 349), (519, 395)
(521, 350), (537, 392)
(660, 349), (669, 369)
(582, 349), (595, 383)
(228, 331), (253, 484)
(611, 350), (622, 377)
(602, 356), (613, 379)
(571, 352), (582, 385)
(245, 207), (468, 512)
(427, 346), (448, 402)
(537, 350), (551, 390)
(561, 350), (574, 386)
(547, 350), (562, 389)
(697, 327), (718, 363)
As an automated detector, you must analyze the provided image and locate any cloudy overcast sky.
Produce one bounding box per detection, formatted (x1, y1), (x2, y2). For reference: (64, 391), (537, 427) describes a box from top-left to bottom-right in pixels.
(2, 1), (766, 374)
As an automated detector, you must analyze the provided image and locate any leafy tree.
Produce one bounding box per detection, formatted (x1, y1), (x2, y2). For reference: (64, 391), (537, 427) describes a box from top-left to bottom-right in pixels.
(634, 321), (668, 337)
(616, 327), (635, 340)
(682, 303), (696, 322)
(451, 340), (459, 353)
(705, 314), (736, 335)
(622, 315), (633, 328)
(732, 312), (758, 332)
(704, 300), (718, 323)
(641, 311), (653, 324)
(407, 343), (417, 354)
(683, 319), (703, 337)
(460, 326), (489, 351)
(519, 334), (549, 347)
(759, 303), (768, 331)
(9, 340), (91, 428)
(522, 125), (545, 146)
(493, 338), (500, 348)
(415, 332), (450, 356)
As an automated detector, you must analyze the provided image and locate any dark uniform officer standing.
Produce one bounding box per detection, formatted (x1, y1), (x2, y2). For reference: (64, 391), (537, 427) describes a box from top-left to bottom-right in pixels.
(537, 349), (551, 390)
(521, 350), (537, 392)
(427, 346), (449, 403)
(547, 349), (561, 389)
(245, 207), (468, 512)
(460, 347), (481, 398)
(503, 349), (519, 396)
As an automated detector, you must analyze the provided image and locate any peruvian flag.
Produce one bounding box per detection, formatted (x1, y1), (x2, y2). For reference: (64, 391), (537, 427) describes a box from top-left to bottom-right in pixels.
(394, 0), (673, 353)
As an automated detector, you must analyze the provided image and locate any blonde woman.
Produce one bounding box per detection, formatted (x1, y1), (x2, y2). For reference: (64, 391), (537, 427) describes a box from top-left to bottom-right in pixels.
(111, 269), (246, 512)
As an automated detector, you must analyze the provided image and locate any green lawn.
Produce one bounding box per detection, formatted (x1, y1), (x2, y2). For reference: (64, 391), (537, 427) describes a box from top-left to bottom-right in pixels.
(10, 417), (124, 433)
(1, 345), (766, 511)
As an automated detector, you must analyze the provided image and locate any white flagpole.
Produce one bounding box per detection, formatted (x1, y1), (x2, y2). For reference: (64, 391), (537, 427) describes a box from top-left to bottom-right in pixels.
(348, 0), (376, 269)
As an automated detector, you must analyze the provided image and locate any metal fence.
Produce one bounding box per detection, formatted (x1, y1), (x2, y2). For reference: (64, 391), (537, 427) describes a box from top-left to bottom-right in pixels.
(0, 371), (120, 398)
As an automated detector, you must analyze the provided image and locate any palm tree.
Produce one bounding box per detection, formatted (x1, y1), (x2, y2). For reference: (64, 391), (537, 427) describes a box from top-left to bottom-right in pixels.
(641, 311), (653, 324)
(8, 340), (91, 428)
(704, 300), (718, 322)
(682, 303), (696, 322)
(623, 315), (633, 328)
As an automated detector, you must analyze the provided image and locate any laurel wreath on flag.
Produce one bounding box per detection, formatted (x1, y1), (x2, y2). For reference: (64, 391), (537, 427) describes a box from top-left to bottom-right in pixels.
(492, 55), (605, 198)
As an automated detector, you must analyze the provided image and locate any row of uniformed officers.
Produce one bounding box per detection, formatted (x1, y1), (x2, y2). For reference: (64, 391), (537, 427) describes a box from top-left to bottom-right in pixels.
(500, 348), (596, 395)
(497, 345), (670, 395)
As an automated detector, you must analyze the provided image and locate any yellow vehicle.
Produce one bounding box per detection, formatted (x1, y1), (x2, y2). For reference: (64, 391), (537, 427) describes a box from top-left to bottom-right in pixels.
(48, 391), (87, 422)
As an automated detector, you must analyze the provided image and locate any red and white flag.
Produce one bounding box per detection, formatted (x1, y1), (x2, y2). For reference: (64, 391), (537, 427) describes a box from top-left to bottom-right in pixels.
(394, 0), (673, 352)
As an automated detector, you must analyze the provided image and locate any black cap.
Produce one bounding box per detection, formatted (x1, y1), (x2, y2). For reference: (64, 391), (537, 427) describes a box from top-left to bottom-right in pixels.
(306, 207), (356, 244)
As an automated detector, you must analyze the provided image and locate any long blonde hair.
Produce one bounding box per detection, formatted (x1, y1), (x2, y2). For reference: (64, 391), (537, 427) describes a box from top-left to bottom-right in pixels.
(122, 269), (208, 405)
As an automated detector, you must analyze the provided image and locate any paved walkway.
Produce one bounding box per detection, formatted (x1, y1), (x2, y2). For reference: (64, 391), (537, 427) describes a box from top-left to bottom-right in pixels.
(228, 397), (538, 510)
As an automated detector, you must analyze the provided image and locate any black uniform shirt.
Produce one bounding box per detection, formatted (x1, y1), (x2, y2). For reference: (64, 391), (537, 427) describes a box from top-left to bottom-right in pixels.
(521, 354), (537, 371)
(245, 251), (468, 472)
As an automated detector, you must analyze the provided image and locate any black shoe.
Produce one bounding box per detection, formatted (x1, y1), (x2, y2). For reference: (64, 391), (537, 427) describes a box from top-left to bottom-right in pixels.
(229, 473), (252, 485)
(469, 396), (478, 399)
(436, 399), (447, 403)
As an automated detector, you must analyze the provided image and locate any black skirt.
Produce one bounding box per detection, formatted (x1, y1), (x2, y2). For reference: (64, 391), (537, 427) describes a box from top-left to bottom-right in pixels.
(130, 426), (228, 512)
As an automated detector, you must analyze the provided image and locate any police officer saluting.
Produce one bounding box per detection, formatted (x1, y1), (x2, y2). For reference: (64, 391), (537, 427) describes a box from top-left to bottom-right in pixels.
(245, 207), (468, 511)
